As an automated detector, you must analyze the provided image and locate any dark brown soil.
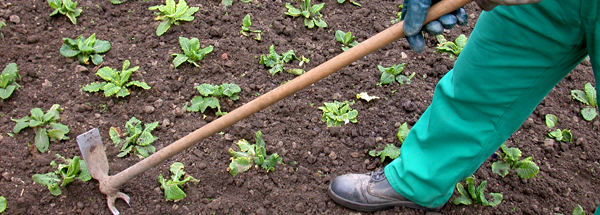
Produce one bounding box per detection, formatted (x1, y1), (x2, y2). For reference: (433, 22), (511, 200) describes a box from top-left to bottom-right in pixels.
(0, 0), (598, 214)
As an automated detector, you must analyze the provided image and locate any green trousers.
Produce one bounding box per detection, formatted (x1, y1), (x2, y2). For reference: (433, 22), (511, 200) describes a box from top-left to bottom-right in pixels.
(384, 0), (600, 212)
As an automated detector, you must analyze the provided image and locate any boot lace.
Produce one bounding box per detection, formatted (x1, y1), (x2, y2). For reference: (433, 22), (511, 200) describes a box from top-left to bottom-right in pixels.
(370, 169), (386, 182)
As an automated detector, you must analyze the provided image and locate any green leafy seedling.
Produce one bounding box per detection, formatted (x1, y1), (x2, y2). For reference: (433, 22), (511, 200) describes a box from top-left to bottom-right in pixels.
(378, 64), (415, 85)
(453, 176), (502, 207)
(185, 83), (241, 116)
(83, 60), (151, 98)
(545, 114), (558, 128)
(391, 4), (403, 23)
(436, 34), (468, 58)
(548, 129), (573, 142)
(32, 154), (92, 196)
(284, 0), (327, 29)
(172, 36), (214, 68)
(572, 204), (585, 215)
(0, 21), (6, 37)
(335, 30), (359, 51)
(259, 45), (309, 76)
(240, 14), (262, 41)
(0, 196), (5, 213)
(110, 117), (159, 158)
(571, 82), (597, 121)
(368, 144), (400, 162)
(356, 92), (379, 102)
(149, 0), (199, 36)
(221, 0), (252, 9)
(337, 0), (361, 6)
(158, 162), (199, 202)
(48, 0), (82, 25)
(60, 33), (111, 65)
(318, 100), (358, 127)
(228, 131), (282, 176)
(396, 122), (410, 144)
(0, 63), (20, 101)
(491, 143), (539, 179)
(12, 104), (69, 153)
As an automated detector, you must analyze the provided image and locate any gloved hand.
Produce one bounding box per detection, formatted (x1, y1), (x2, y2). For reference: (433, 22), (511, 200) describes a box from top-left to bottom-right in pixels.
(475, 0), (543, 11)
(401, 0), (468, 52)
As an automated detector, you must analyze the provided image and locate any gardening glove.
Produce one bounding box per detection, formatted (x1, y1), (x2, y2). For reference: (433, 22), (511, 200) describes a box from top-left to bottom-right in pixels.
(401, 0), (468, 52)
(475, 0), (543, 11)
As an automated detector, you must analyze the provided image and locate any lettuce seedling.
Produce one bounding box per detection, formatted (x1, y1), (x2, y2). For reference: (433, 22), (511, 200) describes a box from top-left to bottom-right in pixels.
(491, 143), (539, 179)
(110, 117), (159, 158)
(356, 92), (379, 102)
(83, 60), (151, 98)
(158, 162), (199, 202)
(259, 45), (309, 76)
(12, 104), (69, 153)
(0, 196), (5, 213)
(149, 0), (199, 36)
(337, 0), (361, 6)
(368, 144), (400, 162)
(453, 176), (502, 207)
(32, 154), (92, 196)
(172, 36), (214, 68)
(571, 82), (597, 121)
(48, 0), (82, 25)
(335, 30), (359, 52)
(436, 34), (468, 58)
(227, 131), (282, 176)
(284, 0), (327, 29)
(185, 83), (241, 116)
(545, 114), (558, 129)
(240, 14), (262, 41)
(60, 33), (111, 65)
(548, 129), (573, 142)
(396, 122), (410, 144)
(377, 64), (415, 85)
(318, 100), (358, 127)
(0, 63), (20, 101)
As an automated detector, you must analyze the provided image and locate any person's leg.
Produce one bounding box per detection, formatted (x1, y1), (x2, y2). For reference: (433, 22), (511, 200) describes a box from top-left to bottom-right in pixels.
(385, 0), (590, 208)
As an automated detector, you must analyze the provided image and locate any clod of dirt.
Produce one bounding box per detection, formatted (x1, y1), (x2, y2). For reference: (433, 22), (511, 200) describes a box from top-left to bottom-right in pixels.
(221, 53), (228, 60)
(9, 14), (19, 23)
(74, 65), (88, 73)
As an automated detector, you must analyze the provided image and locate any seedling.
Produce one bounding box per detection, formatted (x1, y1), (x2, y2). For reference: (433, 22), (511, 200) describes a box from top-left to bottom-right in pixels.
(572, 204), (585, 215)
(0, 196), (5, 212)
(109, 0), (124, 4)
(259, 45), (309, 76)
(12, 104), (69, 153)
(544, 114), (573, 142)
(368, 144), (400, 162)
(110, 117), (159, 158)
(172, 36), (214, 68)
(227, 131), (282, 176)
(335, 30), (359, 51)
(356, 92), (379, 102)
(0, 21), (6, 37)
(48, 0), (82, 25)
(32, 154), (92, 196)
(240, 14), (262, 41)
(158, 162), (199, 201)
(59, 33), (111, 65)
(318, 100), (358, 127)
(185, 83), (241, 116)
(0, 63), (20, 101)
(149, 0), (199, 36)
(453, 176), (502, 207)
(545, 114), (558, 128)
(391, 4), (403, 24)
(284, 0), (327, 29)
(571, 82), (597, 121)
(82, 60), (151, 98)
(396, 122), (410, 144)
(436, 34), (468, 58)
(377, 64), (415, 85)
(337, 0), (361, 6)
(491, 143), (539, 179)
(221, 0), (252, 8)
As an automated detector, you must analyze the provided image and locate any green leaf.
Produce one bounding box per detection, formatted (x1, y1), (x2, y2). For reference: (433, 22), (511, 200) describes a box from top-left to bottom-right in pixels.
(32, 173), (62, 196)
(91, 54), (104, 65)
(334, 30), (345, 43)
(128, 81), (151, 90)
(172, 54), (189, 68)
(514, 157), (539, 179)
(220, 83), (241, 98)
(491, 161), (510, 177)
(82, 82), (107, 92)
(571, 89), (589, 105)
(228, 157), (253, 176)
(356, 92), (380, 102)
(102, 83), (121, 97)
(35, 128), (50, 153)
(500, 144), (521, 162)
(396, 122), (409, 143)
(242, 14), (252, 28)
(584, 82), (597, 107)
(92, 40), (111, 53)
(186, 96), (220, 113)
(47, 129), (66, 141)
(368, 144), (400, 162)
(484, 193), (503, 207)
(0, 196), (6, 213)
(30, 108), (44, 121)
(156, 19), (171, 36)
(12, 116), (31, 133)
(109, 127), (122, 146)
(572, 204), (585, 215)
(196, 84), (218, 96)
(581, 107), (597, 121)
(545, 114), (558, 128)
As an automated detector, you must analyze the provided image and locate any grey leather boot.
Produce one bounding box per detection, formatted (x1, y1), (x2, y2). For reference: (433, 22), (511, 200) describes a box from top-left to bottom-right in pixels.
(328, 169), (443, 212)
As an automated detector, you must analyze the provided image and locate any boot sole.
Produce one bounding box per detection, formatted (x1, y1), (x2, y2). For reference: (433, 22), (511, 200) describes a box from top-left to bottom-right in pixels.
(327, 183), (442, 212)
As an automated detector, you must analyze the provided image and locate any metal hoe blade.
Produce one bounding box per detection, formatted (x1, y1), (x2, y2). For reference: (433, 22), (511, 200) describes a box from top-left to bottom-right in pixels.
(77, 128), (130, 215)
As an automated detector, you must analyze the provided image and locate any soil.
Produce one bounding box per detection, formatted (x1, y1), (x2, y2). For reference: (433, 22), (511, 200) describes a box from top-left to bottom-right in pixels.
(0, 0), (598, 214)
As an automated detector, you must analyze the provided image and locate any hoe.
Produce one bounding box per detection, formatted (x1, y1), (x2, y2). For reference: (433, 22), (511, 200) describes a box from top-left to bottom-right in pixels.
(77, 0), (472, 213)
